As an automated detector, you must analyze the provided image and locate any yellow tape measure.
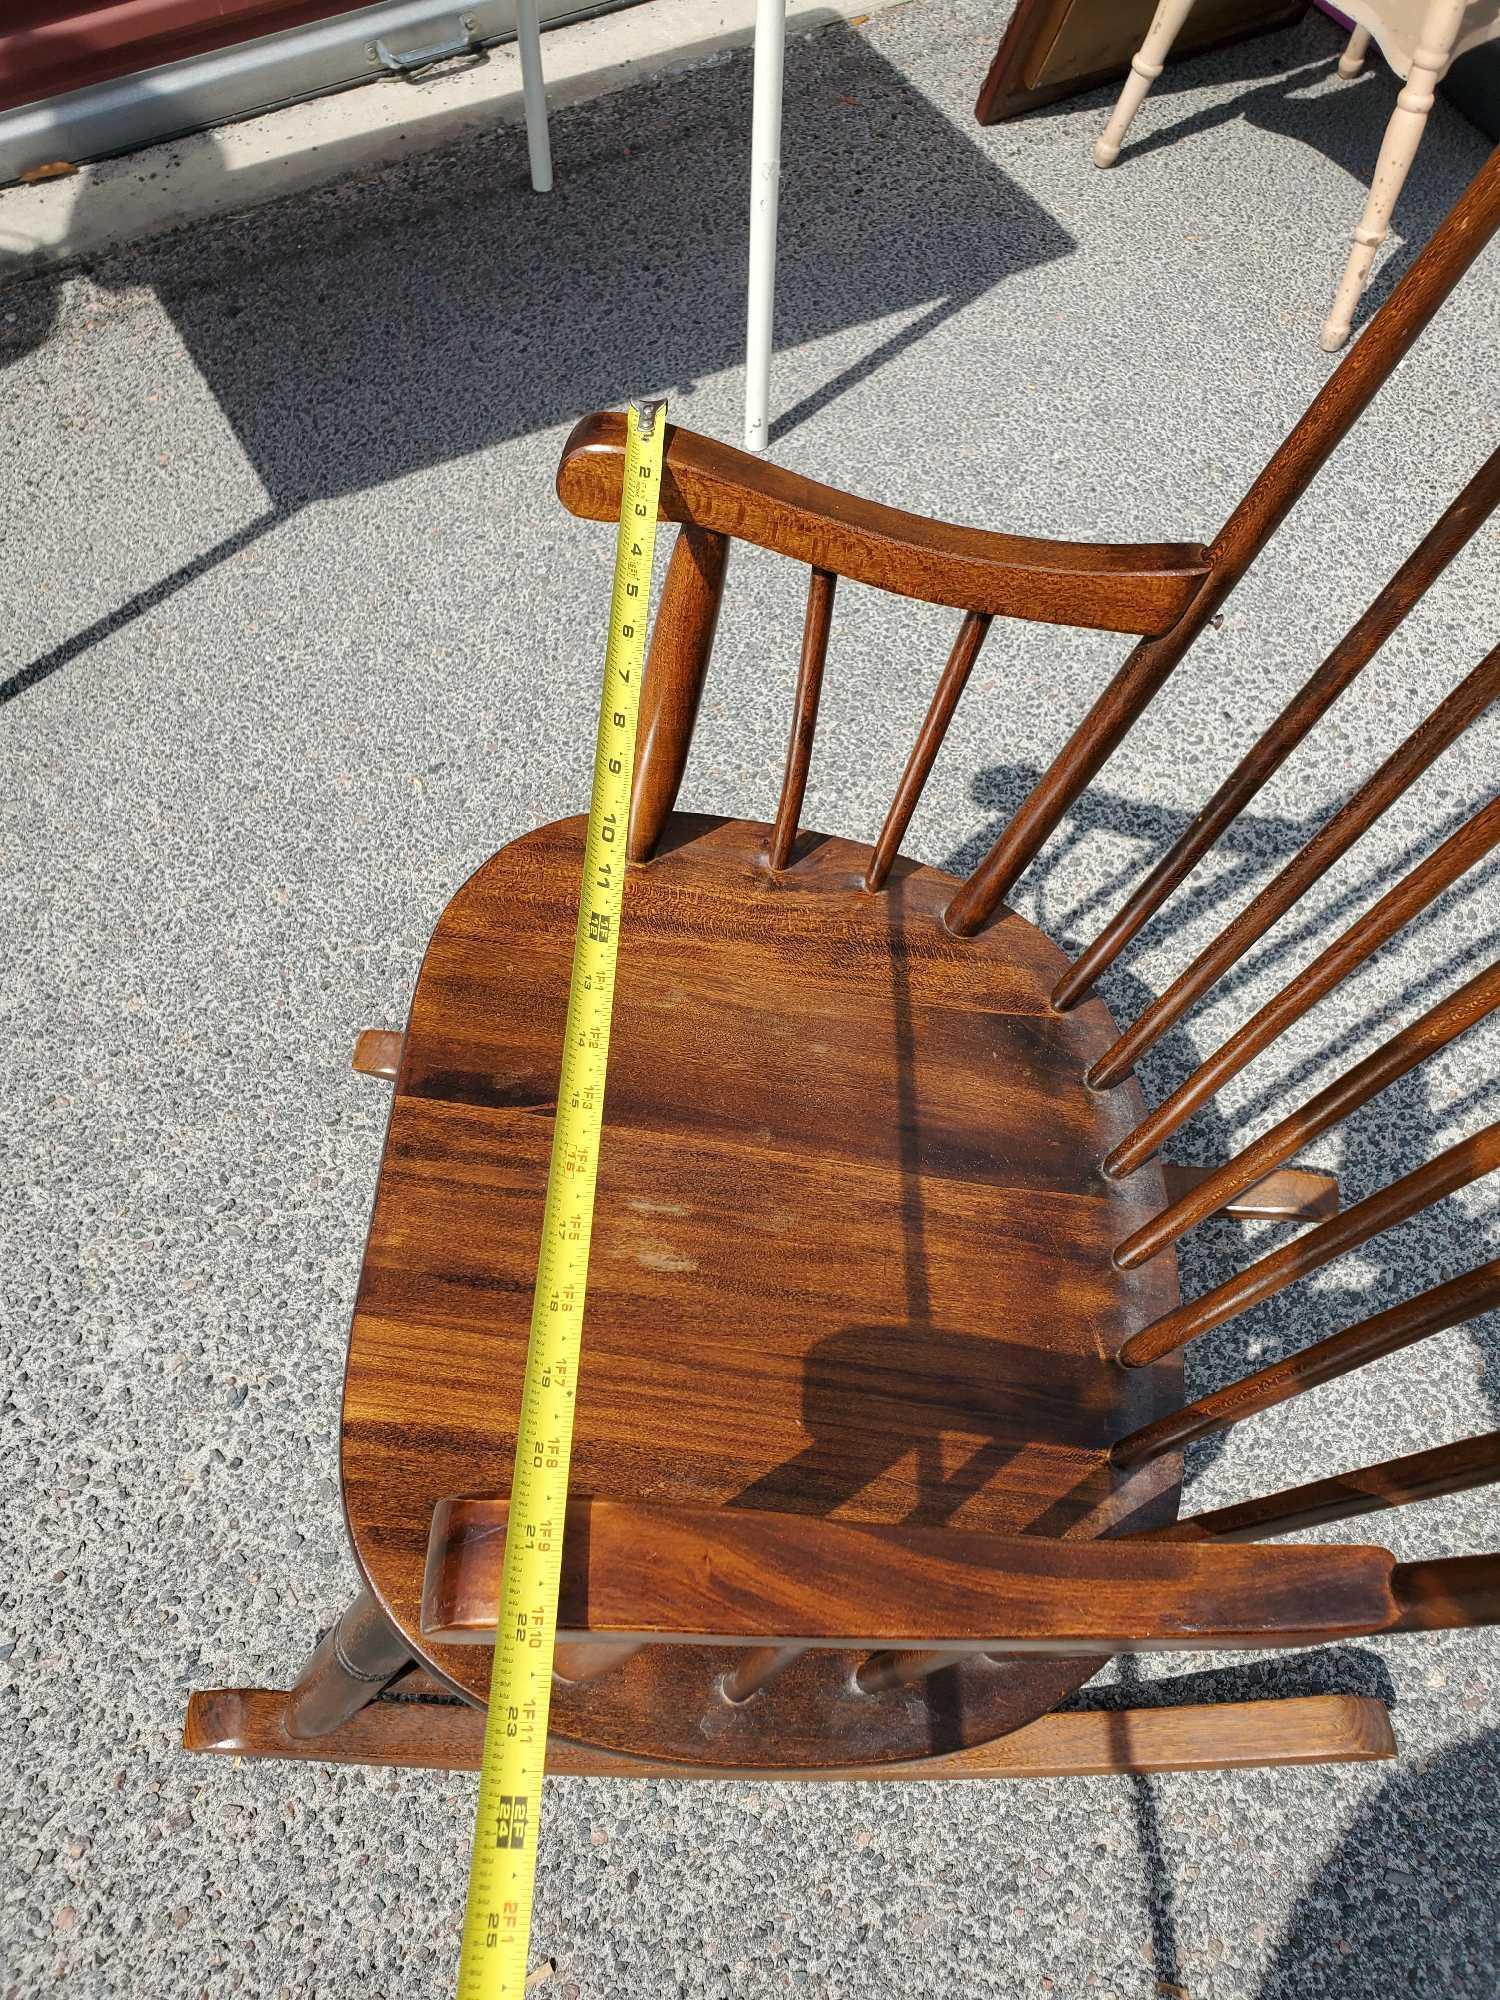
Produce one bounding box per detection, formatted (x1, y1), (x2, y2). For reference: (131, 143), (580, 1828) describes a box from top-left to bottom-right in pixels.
(454, 397), (667, 2000)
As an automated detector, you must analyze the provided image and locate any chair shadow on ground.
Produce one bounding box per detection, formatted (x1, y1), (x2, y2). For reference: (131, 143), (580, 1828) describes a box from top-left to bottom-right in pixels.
(1256, 1723), (1500, 1998)
(0, 18), (1074, 706)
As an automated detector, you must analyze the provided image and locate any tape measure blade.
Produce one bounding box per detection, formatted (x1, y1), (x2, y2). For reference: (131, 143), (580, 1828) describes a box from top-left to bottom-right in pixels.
(453, 399), (666, 2000)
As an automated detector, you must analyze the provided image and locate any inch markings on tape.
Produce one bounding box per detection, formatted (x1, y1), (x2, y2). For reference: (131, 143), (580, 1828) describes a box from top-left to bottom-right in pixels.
(454, 397), (666, 2000)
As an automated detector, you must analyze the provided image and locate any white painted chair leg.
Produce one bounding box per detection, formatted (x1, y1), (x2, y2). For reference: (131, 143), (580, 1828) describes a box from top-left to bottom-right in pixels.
(1093, 0), (1199, 168)
(1338, 23), (1372, 78)
(1319, 0), (1464, 351)
(743, 0), (786, 454)
(516, 0), (553, 194)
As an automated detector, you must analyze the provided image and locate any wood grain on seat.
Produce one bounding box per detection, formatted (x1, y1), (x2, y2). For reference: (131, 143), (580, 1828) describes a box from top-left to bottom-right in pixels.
(340, 813), (1183, 1766)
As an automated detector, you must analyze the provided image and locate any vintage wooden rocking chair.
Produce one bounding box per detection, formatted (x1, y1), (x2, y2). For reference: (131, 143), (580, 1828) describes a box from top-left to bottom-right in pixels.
(184, 147), (1500, 1787)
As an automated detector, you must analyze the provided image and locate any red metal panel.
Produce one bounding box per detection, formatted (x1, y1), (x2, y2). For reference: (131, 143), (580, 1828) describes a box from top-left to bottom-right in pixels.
(0, 1), (367, 115)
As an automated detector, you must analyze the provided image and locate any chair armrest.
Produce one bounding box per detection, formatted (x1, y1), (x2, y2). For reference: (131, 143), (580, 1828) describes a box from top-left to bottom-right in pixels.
(556, 412), (1210, 637)
(422, 1494), (1400, 1653)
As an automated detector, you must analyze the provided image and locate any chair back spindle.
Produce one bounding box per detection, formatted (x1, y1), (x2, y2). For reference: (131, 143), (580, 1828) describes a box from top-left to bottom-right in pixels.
(1120, 1123), (1500, 1369)
(1053, 445), (1500, 1010)
(1115, 957), (1500, 1268)
(865, 611), (991, 894)
(856, 1648), (968, 1693)
(942, 149), (1500, 940)
(769, 567), (837, 870)
(1103, 794), (1500, 1181)
(720, 1646), (805, 1703)
(1114, 1261), (1500, 1468)
(1087, 642), (1500, 1091)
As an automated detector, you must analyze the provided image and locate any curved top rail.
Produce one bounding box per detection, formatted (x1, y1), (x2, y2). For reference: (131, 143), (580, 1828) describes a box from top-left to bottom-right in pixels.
(557, 413), (1211, 636)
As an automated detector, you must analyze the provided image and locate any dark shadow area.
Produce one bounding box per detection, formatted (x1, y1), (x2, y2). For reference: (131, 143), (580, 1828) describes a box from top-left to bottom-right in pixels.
(727, 1318), (1127, 1523)
(1066, 1648), (1402, 2000)
(1069, 1645), (1410, 1995)
(0, 20), (1074, 704)
(1064, 1644), (1400, 1713)
(1117, 1655), (1183, 1995)
(727, 874), (1149, 1533)
(1257, 1725), (1500, 1999)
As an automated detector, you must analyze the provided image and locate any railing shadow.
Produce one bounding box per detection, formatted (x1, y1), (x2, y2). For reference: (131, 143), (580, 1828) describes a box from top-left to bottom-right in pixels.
(0, 18), (1075, 706)
(1064, 1647), (1403, 1999)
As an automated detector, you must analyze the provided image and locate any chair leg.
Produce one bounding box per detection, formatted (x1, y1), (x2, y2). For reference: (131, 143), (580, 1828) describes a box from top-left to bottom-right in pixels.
(1320, 0), (1466, 351)
(1093, 0), (1199, 168)
(281, 1588), (414, 1741)
(552, 1640), (644, 1684)
(1339, 24), (1372, 79)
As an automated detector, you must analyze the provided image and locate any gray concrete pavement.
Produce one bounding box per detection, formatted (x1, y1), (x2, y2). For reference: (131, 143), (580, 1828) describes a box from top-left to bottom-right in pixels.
(2, 3), (1498, 1995)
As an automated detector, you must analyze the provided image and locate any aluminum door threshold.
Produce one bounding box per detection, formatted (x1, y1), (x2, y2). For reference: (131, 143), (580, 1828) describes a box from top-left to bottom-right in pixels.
(0, 0), (636, 185)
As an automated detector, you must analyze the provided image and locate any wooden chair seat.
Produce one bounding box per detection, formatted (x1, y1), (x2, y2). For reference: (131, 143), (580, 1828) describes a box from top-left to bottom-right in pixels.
(343, 811), (1186, 1765)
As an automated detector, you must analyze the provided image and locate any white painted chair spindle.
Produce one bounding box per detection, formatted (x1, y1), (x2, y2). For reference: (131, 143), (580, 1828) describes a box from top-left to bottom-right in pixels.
(1320, 0), (1468, 350)
(1091, 0), (1198, 168)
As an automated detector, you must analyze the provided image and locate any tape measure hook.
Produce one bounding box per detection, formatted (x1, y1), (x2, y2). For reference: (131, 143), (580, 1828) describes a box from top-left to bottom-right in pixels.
(632, 397), (666, 439)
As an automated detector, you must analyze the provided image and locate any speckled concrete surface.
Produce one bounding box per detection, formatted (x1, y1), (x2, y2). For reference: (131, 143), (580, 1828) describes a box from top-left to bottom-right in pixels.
(2, 4), (1498, 1995)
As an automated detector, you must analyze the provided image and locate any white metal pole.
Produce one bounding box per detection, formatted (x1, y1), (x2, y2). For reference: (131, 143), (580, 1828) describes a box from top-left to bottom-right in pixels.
(743, 0), (785, 453)
(516, 0), (553, 194)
